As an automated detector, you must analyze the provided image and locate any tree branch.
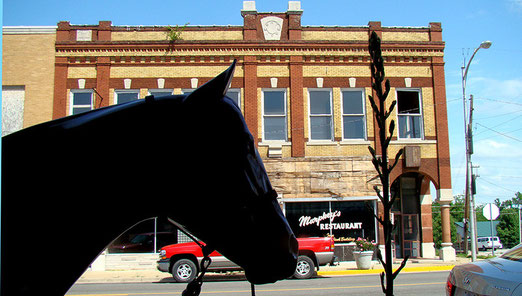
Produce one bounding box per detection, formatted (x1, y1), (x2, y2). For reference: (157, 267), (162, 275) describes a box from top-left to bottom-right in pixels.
(371, 158), (383, 178)
(366, 202), (384, 226)
(376, 246), (386, 267)
(385, 100), (396, 120)
(380, 272), (387, 294)
(388, 148), (404, 172)
(368, 94), (380, 115)
(388, 120), (395, 138)
(373, 185), (385, 205)
(392, 256), (410, 280)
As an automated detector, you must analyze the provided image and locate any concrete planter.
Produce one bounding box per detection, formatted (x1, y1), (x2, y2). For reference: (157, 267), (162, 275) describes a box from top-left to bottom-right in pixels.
(353, 251), (374, 270)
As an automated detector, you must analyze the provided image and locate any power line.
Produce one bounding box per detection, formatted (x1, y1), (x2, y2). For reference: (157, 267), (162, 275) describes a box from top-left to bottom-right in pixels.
(476, 97), (522, 107)
(479, 177), (519, 194)
(475, 126), (522, 142)
(475, 109), (522, 120)
(495, 175), (522, 179)
(475, 123), (522, 143)
(474, 115), (522, 136)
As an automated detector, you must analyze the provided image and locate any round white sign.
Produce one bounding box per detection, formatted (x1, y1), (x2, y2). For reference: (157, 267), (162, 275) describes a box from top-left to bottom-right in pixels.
(483, 203), (500, 221)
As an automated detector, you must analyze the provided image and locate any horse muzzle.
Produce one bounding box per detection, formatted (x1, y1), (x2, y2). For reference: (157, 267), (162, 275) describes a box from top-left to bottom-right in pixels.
(242, 233), (298, 284)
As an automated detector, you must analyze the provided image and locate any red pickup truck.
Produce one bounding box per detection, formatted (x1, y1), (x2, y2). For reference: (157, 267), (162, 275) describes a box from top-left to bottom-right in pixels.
(157, 237), (335, 282)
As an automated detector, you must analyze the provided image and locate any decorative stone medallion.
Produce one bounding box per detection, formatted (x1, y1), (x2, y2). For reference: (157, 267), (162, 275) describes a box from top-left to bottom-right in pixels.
(261, 16), (283, 41)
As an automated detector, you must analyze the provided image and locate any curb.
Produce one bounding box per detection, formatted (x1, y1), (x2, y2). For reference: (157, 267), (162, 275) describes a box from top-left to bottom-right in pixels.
(75, 265), (455, 284)
(318, 265), (454, 276)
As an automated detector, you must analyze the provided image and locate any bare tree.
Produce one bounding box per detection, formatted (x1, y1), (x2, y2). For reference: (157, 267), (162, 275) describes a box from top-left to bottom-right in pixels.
(367, 31), (409, 296)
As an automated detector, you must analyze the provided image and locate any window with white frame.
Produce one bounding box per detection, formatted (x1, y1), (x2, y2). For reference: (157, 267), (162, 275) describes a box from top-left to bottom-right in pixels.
(115, 90), (139, 104)
(148, 89), (173, 98)
(181, 89), (240, 108)
(225, 89), (241, 109)
(309, 89), (333, 140)
(263, 89), (287, 141)
(70, 90), (93, 115)
(342, 90), (366, 139)
(396, 90), (423, 139)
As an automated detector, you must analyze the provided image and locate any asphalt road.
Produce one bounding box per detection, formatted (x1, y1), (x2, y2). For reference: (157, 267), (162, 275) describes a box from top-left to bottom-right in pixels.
(67, 271), (449, 296)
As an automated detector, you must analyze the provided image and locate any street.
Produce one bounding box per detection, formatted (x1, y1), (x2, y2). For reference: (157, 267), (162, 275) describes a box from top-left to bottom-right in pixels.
(67, 271), (449, 296)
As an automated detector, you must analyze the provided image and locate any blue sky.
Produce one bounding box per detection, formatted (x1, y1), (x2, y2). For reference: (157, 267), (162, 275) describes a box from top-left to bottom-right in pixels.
(3, 0), (522, 204)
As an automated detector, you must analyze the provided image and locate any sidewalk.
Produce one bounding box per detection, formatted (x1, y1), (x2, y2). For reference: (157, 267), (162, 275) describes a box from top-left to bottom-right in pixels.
(76, 257), (470, 284)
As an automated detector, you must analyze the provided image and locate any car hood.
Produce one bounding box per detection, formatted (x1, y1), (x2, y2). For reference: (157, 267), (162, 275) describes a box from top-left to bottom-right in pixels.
(452, 258), (522, 295)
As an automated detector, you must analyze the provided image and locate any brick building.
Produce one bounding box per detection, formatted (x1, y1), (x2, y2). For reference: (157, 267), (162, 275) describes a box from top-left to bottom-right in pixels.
(2, 1), (456, 267)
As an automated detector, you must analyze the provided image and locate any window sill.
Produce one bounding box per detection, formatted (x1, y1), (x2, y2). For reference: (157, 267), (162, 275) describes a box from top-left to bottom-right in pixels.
(258, 141), (291, 147)
(304, 140), (372, 146)
(306, 141), (337, 146)
(393, 139), (436, 144)
(339, 140), (371, 145)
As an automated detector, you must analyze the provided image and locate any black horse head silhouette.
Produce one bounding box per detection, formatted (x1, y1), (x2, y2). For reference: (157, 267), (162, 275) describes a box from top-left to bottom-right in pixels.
(1, 61), (298, 296)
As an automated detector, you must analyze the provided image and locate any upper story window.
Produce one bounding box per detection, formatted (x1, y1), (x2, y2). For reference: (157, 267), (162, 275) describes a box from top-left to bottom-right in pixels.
(309, 89), (333, 141)
(148, 89), (173, 98)
(181, 89), (194, 96)
(225, 89), (241, 109)
(263, 89), (287, 141)
(115, 90), (139, 104)
(396, 90), (423, 139)
(182, 89), (241, 109)
(342, 89), (366, 140)
(70, 90), (93, 115)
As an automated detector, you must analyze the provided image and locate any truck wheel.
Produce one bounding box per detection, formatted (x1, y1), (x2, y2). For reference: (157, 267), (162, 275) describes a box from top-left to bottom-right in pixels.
(171, 259), (198, 283)
(293, 255), (315, 279)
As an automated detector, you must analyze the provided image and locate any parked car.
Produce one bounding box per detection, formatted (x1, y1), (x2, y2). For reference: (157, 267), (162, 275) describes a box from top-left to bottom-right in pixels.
(108, 232), (177, 253)
(477, 236), (503, 250)
(158, 237), (335, 282)
(446, 243), (522, 296)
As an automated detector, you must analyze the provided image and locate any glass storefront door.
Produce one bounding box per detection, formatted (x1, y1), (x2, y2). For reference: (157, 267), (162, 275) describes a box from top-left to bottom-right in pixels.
(392, 176), (422, 258)
(402, 214), (420, 258)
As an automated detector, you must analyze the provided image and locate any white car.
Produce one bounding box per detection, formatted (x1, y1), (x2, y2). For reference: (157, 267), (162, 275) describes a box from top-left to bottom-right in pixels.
(477, 236), (503, 250)
(446, 244), (522, 296)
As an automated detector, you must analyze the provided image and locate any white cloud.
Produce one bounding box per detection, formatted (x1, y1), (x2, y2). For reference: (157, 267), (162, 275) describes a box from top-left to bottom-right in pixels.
(508, 0), (522, 10)
(475, 139), (522, 158)
(468, 76), (522, 100)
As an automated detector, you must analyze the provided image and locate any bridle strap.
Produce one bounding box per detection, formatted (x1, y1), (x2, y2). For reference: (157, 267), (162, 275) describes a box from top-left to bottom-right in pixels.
(181, 245), (214, 296)
(166, 218), (215, 296)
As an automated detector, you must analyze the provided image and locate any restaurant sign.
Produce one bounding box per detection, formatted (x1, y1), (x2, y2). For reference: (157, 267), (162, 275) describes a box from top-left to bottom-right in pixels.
(298, 210), (363, 231)
(285, 201), (376, 243)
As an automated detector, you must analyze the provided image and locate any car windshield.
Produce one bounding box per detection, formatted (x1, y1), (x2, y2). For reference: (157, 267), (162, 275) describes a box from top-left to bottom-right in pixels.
(501, 245), (522, 262)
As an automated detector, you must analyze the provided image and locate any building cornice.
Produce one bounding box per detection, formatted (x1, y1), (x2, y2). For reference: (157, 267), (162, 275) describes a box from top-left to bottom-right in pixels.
(55, 40), (444, 55)
(3, 26), (57, 34)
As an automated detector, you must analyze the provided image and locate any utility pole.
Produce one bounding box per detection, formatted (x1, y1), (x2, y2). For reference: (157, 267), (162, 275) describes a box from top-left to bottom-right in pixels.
(468, 95), (478, 262)
(461, 40), (492, 260)
(461, 62), (470, 256)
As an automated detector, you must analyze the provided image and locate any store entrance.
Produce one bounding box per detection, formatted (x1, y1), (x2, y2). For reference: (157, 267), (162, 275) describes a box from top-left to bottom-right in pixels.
(391, 175), (422, 258)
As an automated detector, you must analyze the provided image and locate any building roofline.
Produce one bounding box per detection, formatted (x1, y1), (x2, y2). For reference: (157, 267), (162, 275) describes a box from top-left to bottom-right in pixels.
(3, 26), (57, 34)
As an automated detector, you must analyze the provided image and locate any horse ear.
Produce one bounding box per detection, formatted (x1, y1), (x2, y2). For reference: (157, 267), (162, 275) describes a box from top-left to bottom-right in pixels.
(184, 59), (236, 103)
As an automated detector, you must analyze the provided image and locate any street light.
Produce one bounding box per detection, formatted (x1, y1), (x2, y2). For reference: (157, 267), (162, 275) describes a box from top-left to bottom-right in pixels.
(461, 40), (492, 262)
(462, 41), (493, 87)
(480, 40), (493, 49)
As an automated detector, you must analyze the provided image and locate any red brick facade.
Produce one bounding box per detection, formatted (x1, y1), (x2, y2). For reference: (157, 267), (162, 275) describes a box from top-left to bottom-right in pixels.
(43, 2), (453, 259)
